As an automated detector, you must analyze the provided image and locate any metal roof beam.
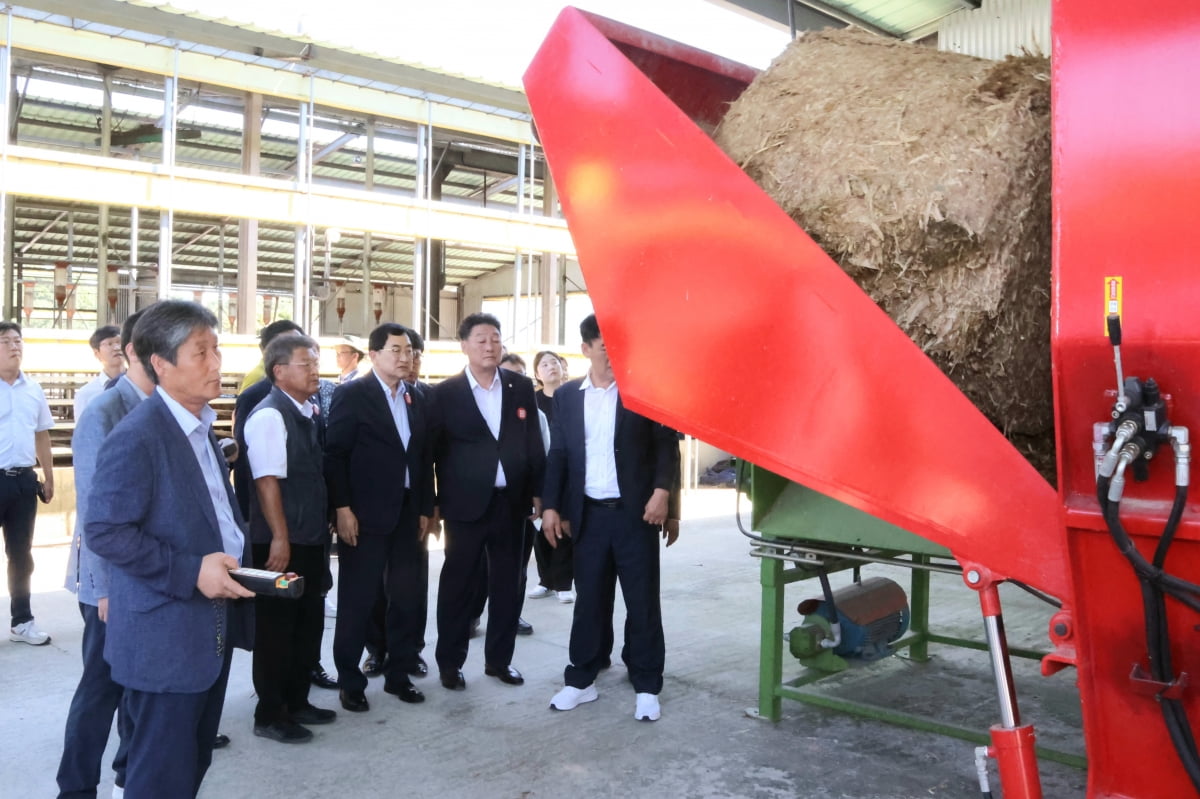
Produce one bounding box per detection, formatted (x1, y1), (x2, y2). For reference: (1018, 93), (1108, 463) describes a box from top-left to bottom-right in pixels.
(468, 175), (519, 200)
(2, 145), (575, 256)
(713, 0), (897, 38)
(284, 129), (360, 174)
(17, 209), (67, 254)
(1, 13), (531, 143)
(14, 0), (529, 112)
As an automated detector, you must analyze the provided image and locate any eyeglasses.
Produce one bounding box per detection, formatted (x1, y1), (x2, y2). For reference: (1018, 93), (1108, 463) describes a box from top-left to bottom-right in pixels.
(381, 346), (412, 357)
(0, 337), (22, 348)
(100, 341), (123, 350)
(287, 361), (321, 371)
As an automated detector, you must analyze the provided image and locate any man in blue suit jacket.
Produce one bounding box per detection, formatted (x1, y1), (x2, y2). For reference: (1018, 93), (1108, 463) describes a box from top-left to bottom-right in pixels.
(87, 301), (254, 799)
(57, 309), (148, 798)
(543, 314), (680, 723)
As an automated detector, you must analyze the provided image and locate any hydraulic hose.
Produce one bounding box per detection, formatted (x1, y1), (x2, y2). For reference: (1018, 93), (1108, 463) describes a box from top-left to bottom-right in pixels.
(1099, 460), (1200, 792)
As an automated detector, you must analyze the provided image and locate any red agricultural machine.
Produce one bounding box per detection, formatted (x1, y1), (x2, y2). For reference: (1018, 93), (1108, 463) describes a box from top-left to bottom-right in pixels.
(523, 2), (1200, 797)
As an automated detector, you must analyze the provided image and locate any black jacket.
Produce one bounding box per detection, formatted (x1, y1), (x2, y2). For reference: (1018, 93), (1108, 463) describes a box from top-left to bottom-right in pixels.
(542, 377), (680, 538)
(432, 369), (545, 523)
(324, 372), (435, 531)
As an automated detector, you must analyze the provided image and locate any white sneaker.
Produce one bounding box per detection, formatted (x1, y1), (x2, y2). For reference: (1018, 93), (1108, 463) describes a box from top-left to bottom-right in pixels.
(549, 684), (598, 711)
(527, 585), (554, 599)
(324, 596), (337, 618)
(635, 692), (661, 722)
(9, 620), (50, 646)
(557, 589), (575, 604)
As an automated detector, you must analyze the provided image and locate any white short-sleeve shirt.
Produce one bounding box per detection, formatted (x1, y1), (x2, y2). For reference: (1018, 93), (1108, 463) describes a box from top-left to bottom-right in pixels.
(0, 371), (55, 469)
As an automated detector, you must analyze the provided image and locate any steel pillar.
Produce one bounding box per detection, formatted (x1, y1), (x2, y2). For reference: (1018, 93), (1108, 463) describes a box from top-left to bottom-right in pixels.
(96, 69), (112, 323)
(237, 91), (261, 334)
(0, 11), (11, 322)
(156, 71), (175, 300)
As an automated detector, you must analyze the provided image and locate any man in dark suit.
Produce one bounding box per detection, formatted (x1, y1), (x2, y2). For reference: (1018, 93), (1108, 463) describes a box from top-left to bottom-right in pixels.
(432, 312), (544, 690)
(87, 300), (255, 798)
(324, 323), (434, 712)
(542, 314), (680, 723)
(361, 328), (435, 679)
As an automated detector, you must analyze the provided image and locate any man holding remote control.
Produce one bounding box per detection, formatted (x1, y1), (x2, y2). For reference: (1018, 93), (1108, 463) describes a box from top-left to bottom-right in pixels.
(243, 333), (338, 743)
(87, 301), (254, 799)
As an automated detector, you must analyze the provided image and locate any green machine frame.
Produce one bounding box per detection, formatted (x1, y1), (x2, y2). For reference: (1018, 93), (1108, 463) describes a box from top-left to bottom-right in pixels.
(741, 464), (1085, 769)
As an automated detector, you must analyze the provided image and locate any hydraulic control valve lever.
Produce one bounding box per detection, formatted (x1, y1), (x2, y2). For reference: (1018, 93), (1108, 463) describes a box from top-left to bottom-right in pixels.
(1108, 314), (1128, 413)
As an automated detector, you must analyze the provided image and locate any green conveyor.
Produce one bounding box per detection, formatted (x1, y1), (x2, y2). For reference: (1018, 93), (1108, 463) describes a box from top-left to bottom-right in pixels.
(742, 463), (1084, 769)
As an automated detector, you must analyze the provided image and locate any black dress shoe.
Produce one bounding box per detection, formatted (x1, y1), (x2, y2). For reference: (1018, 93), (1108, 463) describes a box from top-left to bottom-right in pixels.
(516, 617), (534, 636)
(339, 689), (369, 713)
(484, 664), (525, 685)
(253, 720), (312, 744)
(291, 704), (337, 725)
(384, 680), (426, 704)
(439, 670), (466, 690)
(362, 653), (387, 677)
(212, 733), (231, 749)
(407, 655), (428, 678)
(310, 665), (338, 690)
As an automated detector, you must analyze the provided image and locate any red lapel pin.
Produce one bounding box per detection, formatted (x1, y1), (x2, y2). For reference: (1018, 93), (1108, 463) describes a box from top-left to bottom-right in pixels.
(517, 407), (527, 420)
(404, 392), (412, 406)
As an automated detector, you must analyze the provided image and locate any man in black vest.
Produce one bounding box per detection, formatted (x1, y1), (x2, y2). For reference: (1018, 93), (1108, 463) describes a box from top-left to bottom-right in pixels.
(243, 333), (337, 743)
(432, 313), (544, 690)
(324, 323), (434, 712)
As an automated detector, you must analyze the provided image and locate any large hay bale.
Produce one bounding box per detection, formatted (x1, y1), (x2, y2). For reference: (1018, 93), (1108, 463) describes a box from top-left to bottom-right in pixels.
(714, 29), (1054, 479)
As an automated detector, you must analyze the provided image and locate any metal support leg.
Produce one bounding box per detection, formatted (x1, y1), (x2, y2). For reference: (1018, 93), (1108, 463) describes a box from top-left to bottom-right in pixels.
(976, 578), (1043, 799)
(909, 553), (931, 662)
(758, 554), (784, 721)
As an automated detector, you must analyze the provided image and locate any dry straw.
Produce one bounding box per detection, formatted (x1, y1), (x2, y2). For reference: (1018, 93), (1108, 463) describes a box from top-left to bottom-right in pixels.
(715, 29), (1054, 479)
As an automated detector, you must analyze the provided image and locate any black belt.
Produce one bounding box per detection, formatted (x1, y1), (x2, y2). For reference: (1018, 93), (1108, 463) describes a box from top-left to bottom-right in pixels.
(1, 467), (33, 478)
(584, 496), (623, 509)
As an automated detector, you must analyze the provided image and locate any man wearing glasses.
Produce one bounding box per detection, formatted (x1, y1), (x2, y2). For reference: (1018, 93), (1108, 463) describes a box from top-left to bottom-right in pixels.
(243, 334), (338, 743)
(73, 325), (126, 420)
(324, 323), (434, 712)
(0, 322), (55, 647)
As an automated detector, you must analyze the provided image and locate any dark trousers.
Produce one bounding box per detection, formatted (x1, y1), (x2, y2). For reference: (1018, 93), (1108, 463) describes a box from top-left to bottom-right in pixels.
(121, 648), (231, 799)
(565, 503), (665, 694)
(469, 518), (538, 626)
(0, 468), (38, 626)
(56, 602), (131, 798)
(365, 546), (428, 661)
(334, 494), (425, 693)
(436, 489), (523, 672)
(532, 519), (574, 591)
(251, 542), (325, 724)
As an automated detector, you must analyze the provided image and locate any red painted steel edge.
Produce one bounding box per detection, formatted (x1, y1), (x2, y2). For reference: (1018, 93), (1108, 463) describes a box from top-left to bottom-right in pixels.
(523, 7), (1068, 598)
(1053, 1), (1200, 795)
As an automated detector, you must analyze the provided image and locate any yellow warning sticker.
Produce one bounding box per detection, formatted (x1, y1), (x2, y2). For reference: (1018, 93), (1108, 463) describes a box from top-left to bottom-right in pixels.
(1104, 276), (1123, 334)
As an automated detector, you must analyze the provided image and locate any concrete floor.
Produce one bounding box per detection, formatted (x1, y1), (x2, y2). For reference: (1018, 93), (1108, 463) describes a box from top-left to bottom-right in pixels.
(1, 489), (1088, 798)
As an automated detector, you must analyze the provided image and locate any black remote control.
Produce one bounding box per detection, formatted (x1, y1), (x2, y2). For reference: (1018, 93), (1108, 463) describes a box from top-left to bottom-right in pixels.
(229, 568), (305, 599)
